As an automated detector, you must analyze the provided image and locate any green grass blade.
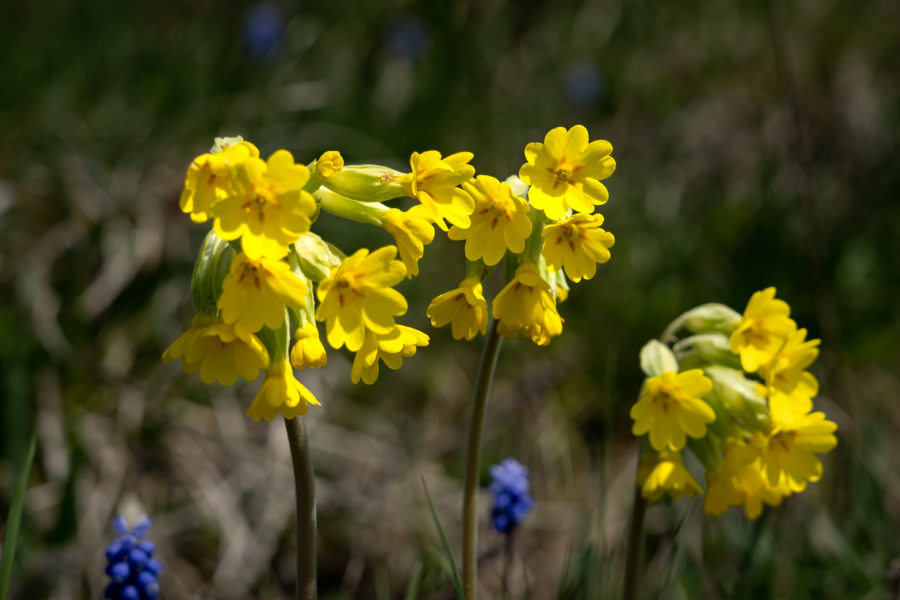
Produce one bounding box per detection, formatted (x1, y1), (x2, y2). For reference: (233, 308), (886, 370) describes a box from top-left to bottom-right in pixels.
(420, 476), (463, 599)
(0, 435), (36, 600)
(403, 559), (425, 600)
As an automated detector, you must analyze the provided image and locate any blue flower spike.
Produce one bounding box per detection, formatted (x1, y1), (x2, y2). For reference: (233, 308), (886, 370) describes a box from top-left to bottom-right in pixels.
(489, 459), (534, 534)
(104, 516), (162, 600)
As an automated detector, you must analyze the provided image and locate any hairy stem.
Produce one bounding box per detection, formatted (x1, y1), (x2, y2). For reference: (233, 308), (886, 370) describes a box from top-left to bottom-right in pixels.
(285, 416), (317, 600)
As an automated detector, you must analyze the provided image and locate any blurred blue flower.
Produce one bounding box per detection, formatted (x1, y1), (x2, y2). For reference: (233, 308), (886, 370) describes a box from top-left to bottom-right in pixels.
(104, 516), (162, 600)
(244, 2), (284, 61)
(489, 458), (534, 534)
(387, 16), (429, 60)
(565, 61), (606, 108)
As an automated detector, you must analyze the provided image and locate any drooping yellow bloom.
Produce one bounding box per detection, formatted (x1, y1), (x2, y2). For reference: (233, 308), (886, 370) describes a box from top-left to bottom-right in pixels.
(315, 246), (408, 352)
(212, 150), (317, 259)
(447, 175), (532, 266)
(426, 277), (489, 341)
(218, 253), (308, 333)
(162, 316), (269, 386)
(492, 263), (563, 346)
(541, 213), (615, 282)
(704, 438), (789, 519)
(756, 328), (820, 420)
(290, 321), (328, 369)
(380, 208), (435, 277)
(316, 150), (344, 178)
(729, 287), (797, 373)
(350, 325), (429, 384)
(518, 125), (616, 221)
(246, 360), (321, 422)
(180, 141), (259, 223)
(398, 150), (476, 231)
(760, 410), (838, 491)
(630, 370), (715, 452)
(637, 450), (703, 502)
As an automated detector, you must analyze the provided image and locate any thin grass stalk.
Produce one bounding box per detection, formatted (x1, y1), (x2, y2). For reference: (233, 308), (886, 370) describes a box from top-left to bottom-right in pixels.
(623, 472), (647, 600)
(284, 415), (317, 600)
(462, 320), (503, 600)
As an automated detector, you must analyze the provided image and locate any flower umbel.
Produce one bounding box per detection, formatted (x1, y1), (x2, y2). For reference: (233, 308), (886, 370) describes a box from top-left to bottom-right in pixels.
(104, 516), (162, 600)
(630, 370), (715, 452)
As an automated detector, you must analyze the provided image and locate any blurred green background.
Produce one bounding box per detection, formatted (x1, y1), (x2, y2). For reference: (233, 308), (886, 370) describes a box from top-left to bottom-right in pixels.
(1, 0), (898, 597)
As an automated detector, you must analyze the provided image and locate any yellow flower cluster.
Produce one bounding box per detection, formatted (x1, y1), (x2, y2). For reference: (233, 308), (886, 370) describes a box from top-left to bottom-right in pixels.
(428, 125), (617, 346)
(630, 288), (838, 519)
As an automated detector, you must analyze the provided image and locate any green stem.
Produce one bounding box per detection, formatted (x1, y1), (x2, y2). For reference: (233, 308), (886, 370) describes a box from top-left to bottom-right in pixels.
(462, 320), (504, 600)
(623, 467), (647, 600)
(284, 416), (317, 600)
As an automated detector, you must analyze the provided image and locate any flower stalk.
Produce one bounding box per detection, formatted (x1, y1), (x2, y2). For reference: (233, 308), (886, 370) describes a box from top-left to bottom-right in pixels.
(284, 415), (317, 600)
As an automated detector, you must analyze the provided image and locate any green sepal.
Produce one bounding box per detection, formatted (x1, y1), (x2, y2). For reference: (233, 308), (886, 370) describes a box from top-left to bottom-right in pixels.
(674, 333), (742, 370)
(257, 311), (290, 364)
(191, 230), (234, 315)
(704, 366), (768, 431)
(661, 303), (741, 342)
(639, 339), (679, 378)
(322, 164), (406, 203)
(292, 232), (345, 283)
(314, 187), (387, 226)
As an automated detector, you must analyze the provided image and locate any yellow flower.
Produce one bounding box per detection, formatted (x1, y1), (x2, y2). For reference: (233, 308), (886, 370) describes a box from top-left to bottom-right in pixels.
(180, 141), (259, 223)
(426, 277), (489, 341)
(212, 150), (317, 259)
(518, 125), (616, 221)
(541, 213), (615, 282)
(315, 246), (408, 352)
(316, 150), (344, 178)
(492, 263), (563, 346)
(760, 410), (838, 491)
(162, 316), (269, 386)
(380, 208), (435, 277)
(630, 370), (715, 452)
(398, 150), (476, 231)
(637, 450), (702, 502)
(218, 253), (308, 333)
(728, 287), (797, 373)
(247, 360), (321, 422)
(350, 325), (429, 384)
(704, 438), (789, 519)
(447, 175), (532, 266)
(756, 328), (820, 420)
(290, 321), (327, 369)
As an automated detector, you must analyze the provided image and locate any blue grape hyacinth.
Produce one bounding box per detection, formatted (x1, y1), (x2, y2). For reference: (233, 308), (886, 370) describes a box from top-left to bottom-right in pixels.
(489, 459), (534, 534)
(104, 516), (162, 600)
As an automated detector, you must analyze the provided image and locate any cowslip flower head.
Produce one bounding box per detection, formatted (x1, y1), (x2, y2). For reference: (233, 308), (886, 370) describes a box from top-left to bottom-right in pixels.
(350, 325), (429, 384)
(518, 124), (616, 221)
(218, 253), (308, 332)
(290, 321), (327, 369)
(212, 149), (317, 259)
(379, 208), (435, 277)
(637, 450), (702, 502)
(247, 360), (320, 421)
(315, 245), (408, 352)
(630, 370), (715, 452)
(399, 150), (476, 231)
(489, 459), (534, 533)
(180, 140), (259, 223)
(759, 410), (837, 492)
(316, 150), (344, 178)
(492, 262), (563, 345)
(447, 175), (532, 266)
(426, 277), (489, 341)
(541, 212), (615, 282)
(162, 316), (269, 386)
(104, 516), (162, 600)
(729, 287), (797, 373)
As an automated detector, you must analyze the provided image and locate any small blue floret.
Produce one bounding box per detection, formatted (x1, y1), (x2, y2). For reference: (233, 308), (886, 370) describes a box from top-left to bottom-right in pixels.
(489, 458), (534, 534)
(104, 516), (161, 600)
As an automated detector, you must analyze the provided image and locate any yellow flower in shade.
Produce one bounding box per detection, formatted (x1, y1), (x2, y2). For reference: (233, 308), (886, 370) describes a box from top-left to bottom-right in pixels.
(427, 277), (489, 341)
(162, 316), (269, 386)
(630, 370), (715, 452)
(728, 287), (797, 373)
(541, 213), (615, 282)
(218, 254), (308, 332)
(398, 150), (476, 231)
(212, 150), (317, 259)
(316, 150), (344, 178)
(760, 410), (838, 492)
(447, 175), (532, 266)
(492, 263), (563, 346)
(290, 321), (327, 369)
(351, 325), (429, 384)
(637, 450), (703, 502)
(246, 360), (321, 422)
(180, 141), (259, 223)
(756, 328), (820, 420)
(380, 208), (435, 277)
(315, 246), (408, 352)
(704, 438), (789, 519)
(518, 125), (616, 221)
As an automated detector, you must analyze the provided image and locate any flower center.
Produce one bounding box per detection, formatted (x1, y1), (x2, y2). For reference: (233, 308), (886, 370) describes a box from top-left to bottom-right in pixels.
(555, 168), (571, 182)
